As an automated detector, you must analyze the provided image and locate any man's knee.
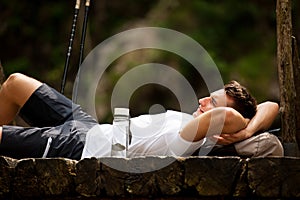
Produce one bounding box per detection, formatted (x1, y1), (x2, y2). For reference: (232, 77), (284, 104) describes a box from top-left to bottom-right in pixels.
(1, 73), (42, 105)
(6, 73), (28, 83)
(3, 73), (41, 92)
(2, 73), (27, 90)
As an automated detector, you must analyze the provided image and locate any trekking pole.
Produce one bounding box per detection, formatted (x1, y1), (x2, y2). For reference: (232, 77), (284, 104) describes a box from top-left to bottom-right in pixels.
(73, 0), (91, 103)
(61, 0), (81, 94)
(78, 0), (91, 66)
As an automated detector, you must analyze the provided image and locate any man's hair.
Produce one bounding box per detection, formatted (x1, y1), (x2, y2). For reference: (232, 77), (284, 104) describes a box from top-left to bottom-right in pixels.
(224, 80), (257, 119)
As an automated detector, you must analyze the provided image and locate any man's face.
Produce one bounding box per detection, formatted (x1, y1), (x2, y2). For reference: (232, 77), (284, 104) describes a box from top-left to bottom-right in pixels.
(193, 89), (234, 118)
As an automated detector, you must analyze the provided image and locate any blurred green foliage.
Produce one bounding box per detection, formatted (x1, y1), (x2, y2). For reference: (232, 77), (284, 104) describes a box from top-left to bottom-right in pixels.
(1, 0), (299, 121)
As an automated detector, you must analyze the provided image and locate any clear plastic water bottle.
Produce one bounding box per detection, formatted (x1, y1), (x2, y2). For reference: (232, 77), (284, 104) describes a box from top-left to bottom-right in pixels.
(111, 108), (130, 157)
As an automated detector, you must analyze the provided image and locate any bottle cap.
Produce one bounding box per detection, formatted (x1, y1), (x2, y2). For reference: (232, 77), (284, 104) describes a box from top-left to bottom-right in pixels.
(114, 107), (130, 116)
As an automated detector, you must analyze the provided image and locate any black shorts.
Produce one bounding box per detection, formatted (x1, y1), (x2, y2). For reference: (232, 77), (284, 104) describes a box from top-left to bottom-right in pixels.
(0, 84), (98, 160)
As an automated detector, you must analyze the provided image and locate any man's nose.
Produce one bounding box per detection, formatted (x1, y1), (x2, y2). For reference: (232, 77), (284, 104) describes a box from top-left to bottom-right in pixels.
(199, 97), (210, 106)
(198, 98), (203, 105)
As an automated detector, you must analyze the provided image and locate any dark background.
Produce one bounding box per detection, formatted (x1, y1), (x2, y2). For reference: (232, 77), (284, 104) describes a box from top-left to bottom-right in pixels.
(1, 0), (299, 122)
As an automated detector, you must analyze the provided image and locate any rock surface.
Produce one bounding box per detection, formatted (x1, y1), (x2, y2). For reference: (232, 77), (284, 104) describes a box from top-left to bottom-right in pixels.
(0, 156), (299, 199)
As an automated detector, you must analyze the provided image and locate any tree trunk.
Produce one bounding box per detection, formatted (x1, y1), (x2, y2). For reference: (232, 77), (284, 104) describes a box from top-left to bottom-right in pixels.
(292, 36), (300, 149)
(276, 0), (297, 143)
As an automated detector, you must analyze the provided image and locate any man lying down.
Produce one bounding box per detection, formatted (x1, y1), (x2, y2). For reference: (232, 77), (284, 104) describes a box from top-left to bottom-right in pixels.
(0, 73), (283, 160)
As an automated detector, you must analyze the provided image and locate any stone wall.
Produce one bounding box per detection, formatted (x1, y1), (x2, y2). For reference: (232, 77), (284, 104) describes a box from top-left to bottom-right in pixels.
(0, 156), (300, 199)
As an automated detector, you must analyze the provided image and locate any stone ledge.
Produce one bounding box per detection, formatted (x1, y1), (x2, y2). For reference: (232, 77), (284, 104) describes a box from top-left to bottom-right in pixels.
(0, 156), (299, 199)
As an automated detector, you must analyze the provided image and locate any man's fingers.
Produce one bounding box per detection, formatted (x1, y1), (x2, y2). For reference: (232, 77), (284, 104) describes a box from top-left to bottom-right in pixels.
(214, 134), (237, 145)
(213, 135), (230, 145)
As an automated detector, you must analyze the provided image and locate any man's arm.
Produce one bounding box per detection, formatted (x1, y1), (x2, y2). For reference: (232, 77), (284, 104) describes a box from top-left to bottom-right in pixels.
(180, 107), (248, 142)
(215, 101), (279, 145)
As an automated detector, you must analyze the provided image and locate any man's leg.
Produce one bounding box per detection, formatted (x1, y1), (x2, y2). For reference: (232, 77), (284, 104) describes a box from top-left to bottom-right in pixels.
(0, 73), (42, 125)
(0, 73), (42, 144)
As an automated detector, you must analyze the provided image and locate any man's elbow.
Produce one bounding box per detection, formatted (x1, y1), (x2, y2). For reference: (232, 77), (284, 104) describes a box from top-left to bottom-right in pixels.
(260, 101), (279, 112)
(267, 101), (279, 108)
(270, 101), (279, 112)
